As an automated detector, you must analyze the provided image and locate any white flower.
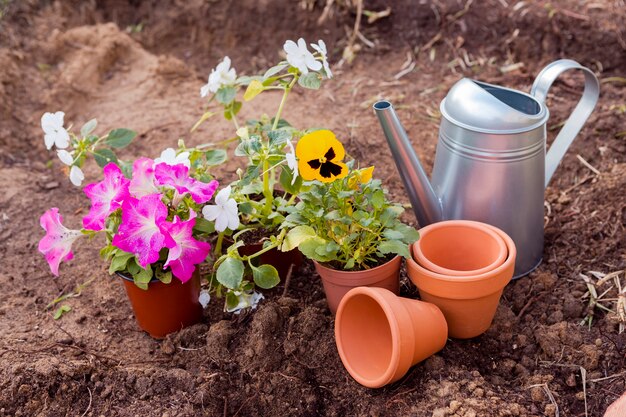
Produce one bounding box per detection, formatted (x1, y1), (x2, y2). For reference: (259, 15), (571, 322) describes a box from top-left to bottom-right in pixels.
(202, 185), (240, 232)
(57, 150), (74, 166)
(41, 111), (70, 150)
(311, 40), (332, 79)
(69, 166), (84, 187)
(199, 290), (211, 308)
(154, 148), (191, 169)
(225, 290), (264, 314)
(201, 56), (237, 97)
(285, 141), (298, 185)
(283, 38), (322, 75)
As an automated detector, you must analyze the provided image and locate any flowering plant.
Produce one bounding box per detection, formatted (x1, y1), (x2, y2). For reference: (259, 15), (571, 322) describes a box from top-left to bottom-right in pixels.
(38, 115), (224, 290)
(187, 38), (333, 308)
(281, 130), (419, 270)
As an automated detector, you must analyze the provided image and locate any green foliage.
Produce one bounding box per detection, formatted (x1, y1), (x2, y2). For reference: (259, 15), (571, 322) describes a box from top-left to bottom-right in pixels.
(53, 304), (71, 320)
(283, 169), (419, 270)
(106, 128), (136, 148)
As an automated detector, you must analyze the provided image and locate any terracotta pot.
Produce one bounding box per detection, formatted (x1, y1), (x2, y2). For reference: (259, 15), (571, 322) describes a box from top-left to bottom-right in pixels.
(335, 287), (448, 388)
(237, 242), (302, 281)
(314, 256), (401, 315)
(407, 223), (516, 339)
(117, 270), (203, 339)
(413, 220), (507, 276)
(604, 392), (626, 417)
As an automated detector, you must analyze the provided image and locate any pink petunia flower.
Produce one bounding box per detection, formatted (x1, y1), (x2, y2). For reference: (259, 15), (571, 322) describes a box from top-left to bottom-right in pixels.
(111, 194), (175, 268)
(129, 157), (159, 198)
(154, 162), (219, 204)
(38, 208), (82, 276)
(83, 163), (130, 231)
(161, 212), (211, 283)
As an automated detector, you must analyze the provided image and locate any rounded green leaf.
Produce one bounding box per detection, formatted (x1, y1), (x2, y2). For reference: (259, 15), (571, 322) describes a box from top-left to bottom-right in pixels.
(252, 264), (280, 289)
(216, 257), (244, 289)
(244, 80), (265, 101)
(106, 128), (136, 148)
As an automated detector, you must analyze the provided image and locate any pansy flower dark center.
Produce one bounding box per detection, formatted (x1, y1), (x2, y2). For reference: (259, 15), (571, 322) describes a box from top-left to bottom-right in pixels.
(307, 147), (343, 179)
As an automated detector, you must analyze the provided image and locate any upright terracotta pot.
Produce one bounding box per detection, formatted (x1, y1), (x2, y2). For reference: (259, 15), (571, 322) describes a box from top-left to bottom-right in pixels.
(335, 287), (448, 388)
(117, 270), (203, 339)
(314, 256), (401, 314)
(237, 242), (302, 280)
(413, 220), (507, 276)
(407, 223), (516, 339)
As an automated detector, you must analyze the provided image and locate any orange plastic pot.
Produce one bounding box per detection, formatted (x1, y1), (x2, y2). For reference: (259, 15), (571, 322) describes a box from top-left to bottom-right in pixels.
(335, 287), (448, 388)
(407, 223), (516, 339)
(314, 256), (401, 315)
(413, 220), (507, 276)
(604, 392), (626, 417)
(117, 270), (203, 339)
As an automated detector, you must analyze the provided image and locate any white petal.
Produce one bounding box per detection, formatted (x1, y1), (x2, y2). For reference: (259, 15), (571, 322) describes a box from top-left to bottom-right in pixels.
(226, 208), (240, 231)
(214, 212), (228, 232)
(202, 205), (221, 221)
(305, 54), (322, 71)
(199, 290), (211, 308)
(318, 40), (327, 54)
(44, 133), (55, 150)
(296, 38), (308, 52)
(200, 83), (211, 97)
(215, 186), (231, 205)
(69, 166), (84, 187)
(54, 128), (70, 149)
(324, 61), (333, 79)
(283, 40), (299, 55)
(57, 150), (73, 165)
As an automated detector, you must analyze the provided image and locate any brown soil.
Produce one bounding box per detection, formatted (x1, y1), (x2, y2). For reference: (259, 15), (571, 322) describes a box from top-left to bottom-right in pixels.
(1, 1), (625, 416)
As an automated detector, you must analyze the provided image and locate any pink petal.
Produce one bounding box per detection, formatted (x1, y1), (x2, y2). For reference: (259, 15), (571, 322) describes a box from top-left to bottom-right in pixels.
(111, 195), (174, 268)
(38, 208), (81, 276)
(161, 215), (211, 283)
(83, 163), (130, 231)
(129, 157), (159, 198)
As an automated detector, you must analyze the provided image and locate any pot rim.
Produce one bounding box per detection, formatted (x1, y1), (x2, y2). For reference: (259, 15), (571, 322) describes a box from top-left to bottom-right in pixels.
(313, 255), (401, 275)
(335, 286), (404, 388)
(412, 220), (508, 276)
(314, 255), (402, 286)
(409, 223), (516, 283)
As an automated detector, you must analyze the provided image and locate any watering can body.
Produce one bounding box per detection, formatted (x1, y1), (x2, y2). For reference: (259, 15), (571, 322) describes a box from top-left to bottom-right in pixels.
(375, 59), (599, 278)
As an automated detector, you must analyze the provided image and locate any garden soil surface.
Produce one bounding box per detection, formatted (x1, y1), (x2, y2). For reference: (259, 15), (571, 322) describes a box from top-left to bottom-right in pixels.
(1, 1), (625, 416)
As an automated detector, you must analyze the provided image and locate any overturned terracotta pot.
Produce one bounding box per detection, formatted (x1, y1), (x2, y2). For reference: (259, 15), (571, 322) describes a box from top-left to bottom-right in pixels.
(117, 270), (203, 339)
(315, 256), (401, 314)
(407, 222), (516, 339)
(412, 220), (507, 276)
(335, 287), (448, 388)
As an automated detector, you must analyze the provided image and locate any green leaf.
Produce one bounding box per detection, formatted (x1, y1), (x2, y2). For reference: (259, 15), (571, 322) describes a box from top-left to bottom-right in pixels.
(118, 160), (133, 178)
(382, 229), (404, 240)
(216, 257), (244, 289)
(106, 128), (136, 148)
(53, 304), (71, 320)
(263, 64), (288, 80)
(371, 190), (385, 210)
(133, 263), (153, 285)
(225, 291), (240, 310)
(268, 129), (291, 148)
(298, 237), (333, 262)
(80, 119), (97, 137)
(252, 264), (280, 289)
(391, 223), (420, 244)
(108, 251), (134, 274)
(155, 268), (172, 284)
(243, 80), (265, 101)
(93, 149), (118, 168)
(240, 165), (260, 186)
(378, 240), (411, 259)
(282, 225), (317, 251)
(194, 217), (215, 234)
(298, 72), (321, 90)
(279, 165), (302, 195)
(216, 86), (236, 104)
(238, 201), (254, 215)
(204, 149), (227, 166)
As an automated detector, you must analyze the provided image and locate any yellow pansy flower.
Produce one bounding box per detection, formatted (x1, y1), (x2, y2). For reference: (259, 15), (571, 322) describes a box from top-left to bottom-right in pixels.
(348, 166), (375, 189)
(296, 130), (348, 182)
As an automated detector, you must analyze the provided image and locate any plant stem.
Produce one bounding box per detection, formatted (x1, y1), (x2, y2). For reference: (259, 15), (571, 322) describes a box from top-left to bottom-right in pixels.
(214, 232), (225, 256)
(272, 76), (298, 130)
(262, 158), (272, 214)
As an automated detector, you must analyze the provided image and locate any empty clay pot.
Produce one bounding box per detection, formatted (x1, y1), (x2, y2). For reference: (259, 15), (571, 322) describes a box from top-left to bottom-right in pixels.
(407, 223), (516, 339)
(117, 270), (203, 339)
(335, 287), (448, 388)
(315, 256), (401, 314)
(413, 220), (508, 276)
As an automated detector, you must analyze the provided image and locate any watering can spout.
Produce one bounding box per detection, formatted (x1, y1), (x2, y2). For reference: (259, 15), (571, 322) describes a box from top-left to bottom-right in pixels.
(373, 100), (443, 226)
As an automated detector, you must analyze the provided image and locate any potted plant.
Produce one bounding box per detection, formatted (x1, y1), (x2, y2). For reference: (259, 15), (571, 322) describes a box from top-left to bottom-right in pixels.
(189, 38), (334, 311)
(37, 114), (226, 338)
(280, 130), (420, 313)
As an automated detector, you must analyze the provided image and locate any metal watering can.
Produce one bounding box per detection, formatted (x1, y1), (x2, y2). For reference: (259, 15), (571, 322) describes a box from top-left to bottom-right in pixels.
(374, 59), (600, 278)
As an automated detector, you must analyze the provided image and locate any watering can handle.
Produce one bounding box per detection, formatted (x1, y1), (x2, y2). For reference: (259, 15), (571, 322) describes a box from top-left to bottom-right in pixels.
(530, 59), (600, 188)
